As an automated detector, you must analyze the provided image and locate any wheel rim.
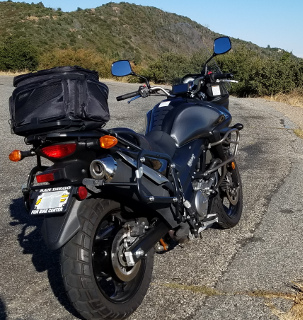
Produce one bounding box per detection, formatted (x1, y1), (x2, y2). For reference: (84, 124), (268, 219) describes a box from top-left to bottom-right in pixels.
(221, 171), (241, 217)
(92, 214), (145, 303)
(111, 228), (141, 282)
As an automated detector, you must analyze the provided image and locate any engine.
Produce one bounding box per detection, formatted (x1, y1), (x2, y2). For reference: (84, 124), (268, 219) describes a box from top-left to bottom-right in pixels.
(192, 175), (216, 220)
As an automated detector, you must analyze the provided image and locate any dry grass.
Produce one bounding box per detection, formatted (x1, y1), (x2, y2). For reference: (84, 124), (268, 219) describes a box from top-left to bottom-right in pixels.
(294, 128), (303, 139)
(0, 71), (24, 76)
(265, 282), (303, 320)
(160, 281), (303, 319)
(264, 89), (303, 108)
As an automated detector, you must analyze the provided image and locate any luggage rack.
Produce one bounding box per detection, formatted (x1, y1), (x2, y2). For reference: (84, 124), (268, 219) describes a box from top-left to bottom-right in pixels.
(24, 128), (108, 144)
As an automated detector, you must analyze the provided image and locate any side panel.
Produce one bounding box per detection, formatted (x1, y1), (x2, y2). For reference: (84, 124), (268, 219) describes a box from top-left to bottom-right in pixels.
(172, 139), (204, 200)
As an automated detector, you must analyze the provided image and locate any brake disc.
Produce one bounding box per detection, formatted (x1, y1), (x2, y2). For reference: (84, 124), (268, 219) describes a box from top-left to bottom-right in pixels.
(221, 172), (239, 206)
(226, 184), (239, 205)
(111, 228), (141, 282)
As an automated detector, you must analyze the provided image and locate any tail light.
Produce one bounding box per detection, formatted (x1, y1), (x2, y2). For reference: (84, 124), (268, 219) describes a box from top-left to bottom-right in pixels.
(40, 143), (77, 159)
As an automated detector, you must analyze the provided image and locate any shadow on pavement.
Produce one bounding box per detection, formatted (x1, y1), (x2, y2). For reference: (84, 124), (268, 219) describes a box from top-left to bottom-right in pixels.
(0, 297), (7, 320)
(9, 197), (84, 320)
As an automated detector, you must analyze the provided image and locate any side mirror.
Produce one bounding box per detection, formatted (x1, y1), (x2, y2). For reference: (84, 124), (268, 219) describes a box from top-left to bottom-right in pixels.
(214, 37), (231, 55)
(111, 60), (133, 77)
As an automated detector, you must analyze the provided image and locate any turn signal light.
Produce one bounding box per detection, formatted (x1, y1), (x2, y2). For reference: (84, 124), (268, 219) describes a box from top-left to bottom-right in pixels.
(9, 150), (22, 162)
(99, 135), (118, 149)
(41, 143), (77, 159)
(36, 173), (55, 183)
(231, 161), (236, 170)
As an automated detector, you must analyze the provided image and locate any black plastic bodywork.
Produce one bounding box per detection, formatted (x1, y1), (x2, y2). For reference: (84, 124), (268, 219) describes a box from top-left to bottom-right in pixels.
(30, 96), (234, 250)
(146, 98), (231, 146)
(41, 199), (81, 250)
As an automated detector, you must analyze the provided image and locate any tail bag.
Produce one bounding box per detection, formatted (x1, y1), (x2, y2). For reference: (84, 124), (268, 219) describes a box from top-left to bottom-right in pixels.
(9, 66), (110, 136)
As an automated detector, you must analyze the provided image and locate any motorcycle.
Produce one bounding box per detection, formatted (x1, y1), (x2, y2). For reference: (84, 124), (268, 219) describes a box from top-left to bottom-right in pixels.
(9, 36), (243, 320)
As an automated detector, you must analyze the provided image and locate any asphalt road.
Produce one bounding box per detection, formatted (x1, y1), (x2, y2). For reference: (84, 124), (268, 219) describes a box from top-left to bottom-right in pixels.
(1, 76), (303, 320)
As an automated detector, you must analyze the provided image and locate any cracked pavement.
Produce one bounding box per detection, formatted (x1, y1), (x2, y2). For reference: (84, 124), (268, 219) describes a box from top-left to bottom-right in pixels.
(0, 77), (303, 319)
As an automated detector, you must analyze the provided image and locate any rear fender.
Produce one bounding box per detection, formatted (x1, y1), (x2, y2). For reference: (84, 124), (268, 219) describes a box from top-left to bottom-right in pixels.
(41, 199), (81, 250)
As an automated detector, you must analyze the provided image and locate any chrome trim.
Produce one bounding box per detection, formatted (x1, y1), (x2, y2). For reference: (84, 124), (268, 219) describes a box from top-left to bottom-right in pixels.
(197, 216), (219, 233)
(117, 151), (169, 185)
(203, 128), (240, 177)
(208, 128), (239, 148)
(150, 86), (174, 97)
(90, 156), (117, 181)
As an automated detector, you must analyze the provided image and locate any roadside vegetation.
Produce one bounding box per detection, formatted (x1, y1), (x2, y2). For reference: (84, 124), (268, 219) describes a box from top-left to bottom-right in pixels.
(0, 1), (302, 103)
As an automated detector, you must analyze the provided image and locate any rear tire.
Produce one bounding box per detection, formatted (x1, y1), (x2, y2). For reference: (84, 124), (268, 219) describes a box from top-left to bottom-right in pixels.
(61, 198), (154, 320)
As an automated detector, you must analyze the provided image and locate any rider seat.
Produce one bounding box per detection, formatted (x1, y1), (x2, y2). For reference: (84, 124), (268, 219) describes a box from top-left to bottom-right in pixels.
(110, 128), (177, 159)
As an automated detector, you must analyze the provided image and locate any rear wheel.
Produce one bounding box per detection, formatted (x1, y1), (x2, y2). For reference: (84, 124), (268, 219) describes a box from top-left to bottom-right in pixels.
(61, 198), (154, 320)
(217, 161), (243, 228)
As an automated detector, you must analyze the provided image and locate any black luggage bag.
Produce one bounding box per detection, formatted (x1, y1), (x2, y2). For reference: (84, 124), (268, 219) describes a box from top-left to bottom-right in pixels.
(9, 66), (110, 137)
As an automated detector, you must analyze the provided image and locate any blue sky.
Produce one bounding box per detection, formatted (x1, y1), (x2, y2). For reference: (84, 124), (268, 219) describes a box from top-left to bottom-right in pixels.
(11, 0), (303, 58)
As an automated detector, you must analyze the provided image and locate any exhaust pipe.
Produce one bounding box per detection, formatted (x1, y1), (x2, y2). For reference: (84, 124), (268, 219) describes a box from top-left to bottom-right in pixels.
(90, 156), (117, 181)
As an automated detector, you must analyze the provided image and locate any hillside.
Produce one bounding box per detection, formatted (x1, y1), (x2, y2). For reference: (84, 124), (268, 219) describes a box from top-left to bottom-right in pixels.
(0, 1), (302, 97)
(0, 1), (289, 62)
(0, 1), (222, 62)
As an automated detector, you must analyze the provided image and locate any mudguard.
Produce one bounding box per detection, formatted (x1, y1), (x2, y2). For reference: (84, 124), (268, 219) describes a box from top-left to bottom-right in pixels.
(41, 199), (81, 250)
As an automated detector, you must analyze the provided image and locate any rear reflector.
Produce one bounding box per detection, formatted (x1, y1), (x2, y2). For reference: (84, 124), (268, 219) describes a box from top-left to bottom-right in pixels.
(41, 143), (77, 159)
(77, 186), (88, 200)
(36, 173), (55, 183)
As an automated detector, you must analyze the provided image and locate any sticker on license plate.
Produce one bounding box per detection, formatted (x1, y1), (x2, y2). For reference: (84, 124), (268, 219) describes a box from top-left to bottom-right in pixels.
(30, 186), (72, 215)
(211, 85), (221, 96)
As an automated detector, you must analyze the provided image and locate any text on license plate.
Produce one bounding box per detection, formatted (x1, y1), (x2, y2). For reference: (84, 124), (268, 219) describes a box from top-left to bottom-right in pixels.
(31, 186), (72, 215)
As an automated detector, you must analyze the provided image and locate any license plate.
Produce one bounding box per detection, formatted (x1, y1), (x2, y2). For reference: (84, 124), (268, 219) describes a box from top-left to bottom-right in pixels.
(30, 186), (73, 215)
(211, 85), (221, 96)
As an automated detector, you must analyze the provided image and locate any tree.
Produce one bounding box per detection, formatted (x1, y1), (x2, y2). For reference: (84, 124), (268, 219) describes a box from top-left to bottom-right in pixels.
(0, 36), (39, 71)
(146, 52), (190, 83)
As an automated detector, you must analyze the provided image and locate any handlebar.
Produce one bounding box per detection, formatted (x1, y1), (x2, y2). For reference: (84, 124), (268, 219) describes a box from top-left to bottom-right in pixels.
(213, 73), (234, 80)
(116, 72), (235, 102)
(116, 90), (139, 101)
(206, 73), (233, 83)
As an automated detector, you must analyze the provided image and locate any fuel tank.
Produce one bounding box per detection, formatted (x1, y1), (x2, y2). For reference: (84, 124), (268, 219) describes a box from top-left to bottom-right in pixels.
(146, 98), (231, 147)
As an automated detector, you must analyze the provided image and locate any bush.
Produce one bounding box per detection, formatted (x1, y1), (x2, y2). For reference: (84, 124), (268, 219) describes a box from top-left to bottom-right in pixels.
(0, 36), (39, 71)
(216, 46), (303, 97)
(38, 48), (111, 78)
(145, 52), (190, 83)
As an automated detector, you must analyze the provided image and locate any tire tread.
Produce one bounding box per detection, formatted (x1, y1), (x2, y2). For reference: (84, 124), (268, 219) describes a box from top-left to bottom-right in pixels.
(60, 198), (153, 320)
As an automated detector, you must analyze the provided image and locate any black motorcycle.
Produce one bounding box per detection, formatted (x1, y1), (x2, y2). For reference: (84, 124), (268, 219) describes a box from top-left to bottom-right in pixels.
(9, 36), (242, 320)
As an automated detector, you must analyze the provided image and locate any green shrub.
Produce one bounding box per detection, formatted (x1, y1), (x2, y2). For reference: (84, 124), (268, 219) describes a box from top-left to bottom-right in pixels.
(145, 53), (190, 83)
(0, 36), (38, 71)
(216, 46), (303, 96)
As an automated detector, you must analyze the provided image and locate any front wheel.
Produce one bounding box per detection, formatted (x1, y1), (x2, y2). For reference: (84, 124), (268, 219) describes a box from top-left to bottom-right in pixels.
(61, 198), (154, 320)
(216, 161), (243, 228)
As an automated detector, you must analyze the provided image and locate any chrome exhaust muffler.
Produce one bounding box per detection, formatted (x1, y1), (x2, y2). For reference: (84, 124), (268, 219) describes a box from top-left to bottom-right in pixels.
(90, 156), (117, 181)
